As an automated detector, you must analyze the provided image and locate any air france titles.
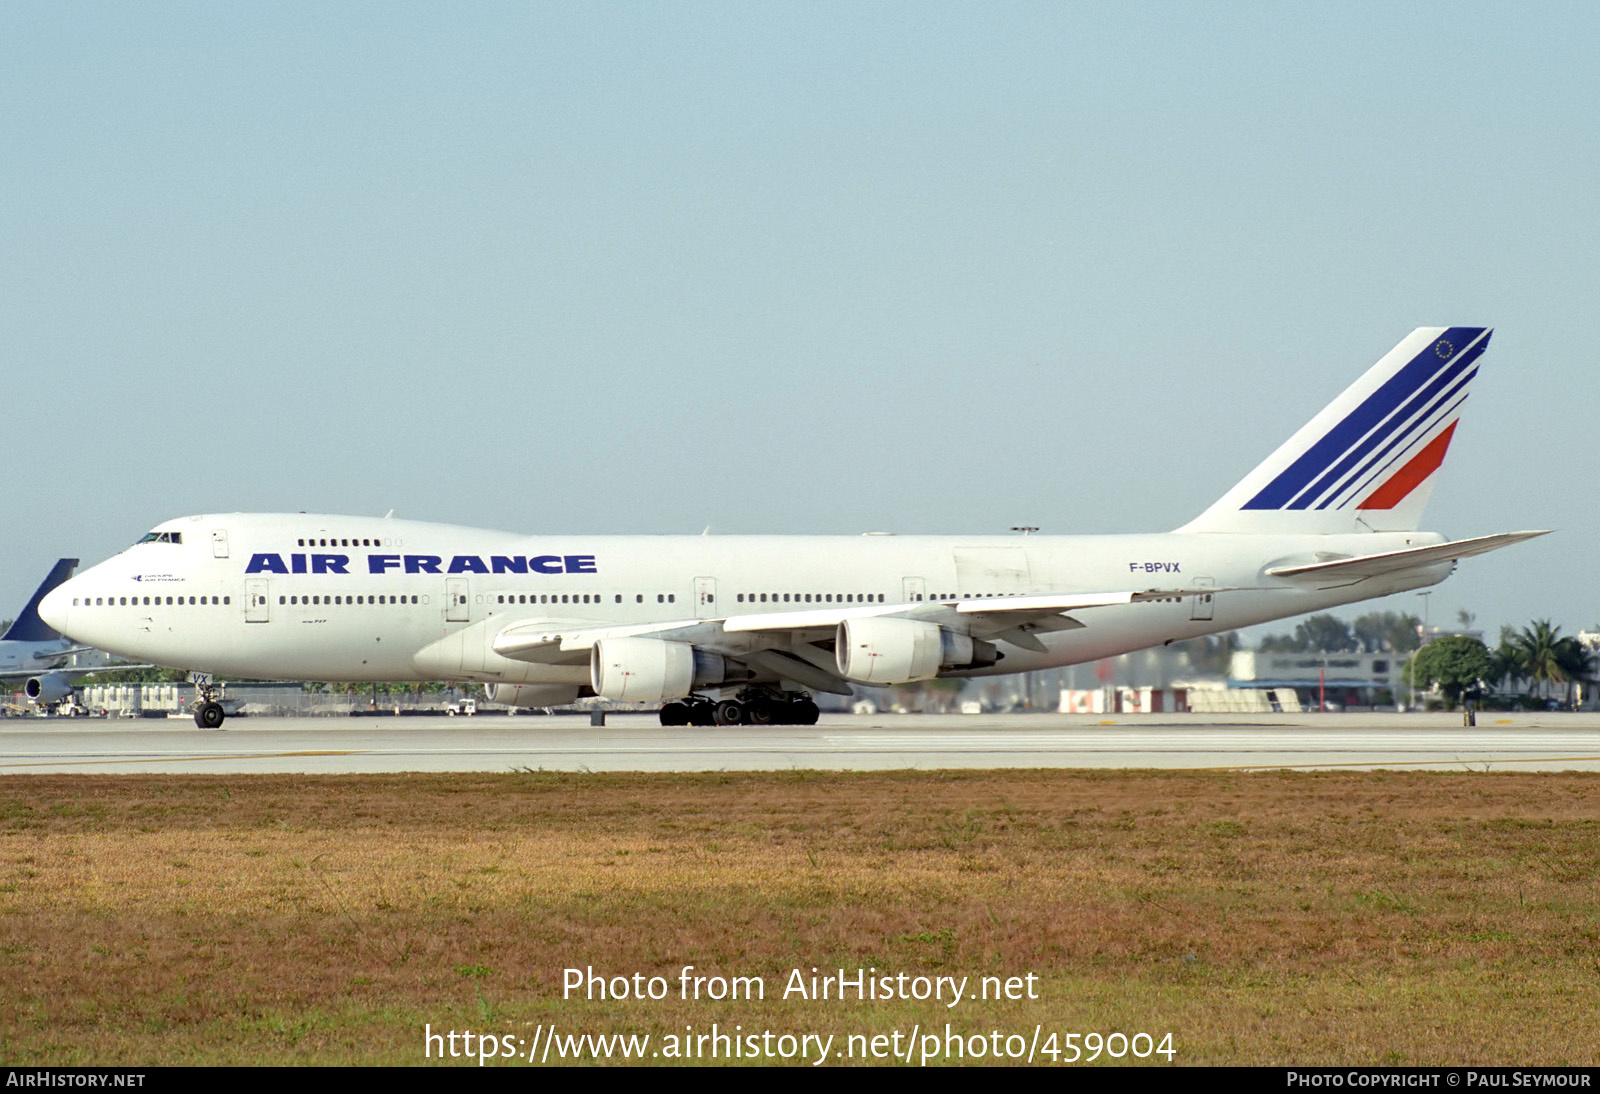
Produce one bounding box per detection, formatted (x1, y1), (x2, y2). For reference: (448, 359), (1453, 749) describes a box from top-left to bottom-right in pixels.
(244, 553), (598, 576)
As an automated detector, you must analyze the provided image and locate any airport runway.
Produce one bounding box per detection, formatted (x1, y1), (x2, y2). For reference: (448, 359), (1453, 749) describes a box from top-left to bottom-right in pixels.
(2, 712), (1599, 774)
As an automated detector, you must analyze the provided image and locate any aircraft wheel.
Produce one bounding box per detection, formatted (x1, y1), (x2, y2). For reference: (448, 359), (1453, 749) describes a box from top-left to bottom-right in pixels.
(688, 702), (715, 727)
(747, 700), (779, 726)
(794, 699), (820, 725)
(195, 702), (226, 730)
(659, 701), (689, 727)
(713, 699), (745, 726)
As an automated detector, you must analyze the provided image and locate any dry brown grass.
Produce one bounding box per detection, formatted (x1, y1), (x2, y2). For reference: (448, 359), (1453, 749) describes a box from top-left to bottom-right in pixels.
(1, 770), (1596, 1065)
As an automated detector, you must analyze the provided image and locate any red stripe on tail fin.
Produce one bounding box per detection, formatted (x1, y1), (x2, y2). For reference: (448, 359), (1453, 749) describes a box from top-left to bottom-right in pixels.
(1357, 422), (1457, 510)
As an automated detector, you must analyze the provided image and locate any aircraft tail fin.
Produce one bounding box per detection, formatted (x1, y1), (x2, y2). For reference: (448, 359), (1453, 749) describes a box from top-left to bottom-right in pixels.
(1177, 328), (1491, 534)
(2, 558), (79, 642)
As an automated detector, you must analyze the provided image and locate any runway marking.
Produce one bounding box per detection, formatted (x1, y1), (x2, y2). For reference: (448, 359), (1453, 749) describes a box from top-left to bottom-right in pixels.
(0, 751), (361, 768)
(1209, 756), (1600, 770)
(824, 734), (1600, 752)
(9, 749), (1600, 764)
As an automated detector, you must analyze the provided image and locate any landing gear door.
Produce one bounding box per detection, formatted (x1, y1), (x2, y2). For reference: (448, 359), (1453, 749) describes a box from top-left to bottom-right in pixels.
(245, 580), (270, 623)
(446, 578), (470, 623)
(1190, 577), (1217, 622)
(694, 577), (717, 619)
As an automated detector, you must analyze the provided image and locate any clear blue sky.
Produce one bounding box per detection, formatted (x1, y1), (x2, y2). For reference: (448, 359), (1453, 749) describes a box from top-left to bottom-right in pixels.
(3, 2), (1595, 639)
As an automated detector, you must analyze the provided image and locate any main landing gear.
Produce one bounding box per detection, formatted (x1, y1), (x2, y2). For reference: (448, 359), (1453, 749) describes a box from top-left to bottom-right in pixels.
(658, 688), (820, 727)
(192, 680), (226, 729)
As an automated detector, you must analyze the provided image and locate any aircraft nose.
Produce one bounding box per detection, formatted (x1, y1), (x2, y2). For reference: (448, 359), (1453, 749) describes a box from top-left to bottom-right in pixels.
(38, 584), (71, 635)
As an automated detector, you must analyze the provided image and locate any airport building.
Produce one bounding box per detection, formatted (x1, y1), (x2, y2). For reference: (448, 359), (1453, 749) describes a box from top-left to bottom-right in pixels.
(1227, 649), (1404, 711)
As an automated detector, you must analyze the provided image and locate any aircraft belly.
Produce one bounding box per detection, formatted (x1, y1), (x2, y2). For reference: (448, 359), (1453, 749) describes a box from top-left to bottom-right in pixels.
(119, 618), (421, 682)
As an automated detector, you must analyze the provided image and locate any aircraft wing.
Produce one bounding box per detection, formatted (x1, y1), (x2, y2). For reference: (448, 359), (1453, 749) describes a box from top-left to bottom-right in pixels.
(489, 585), (1216, 664)
(0, 644), (104, 680)
(0, 662), (153, 680)
(493, 617), (712, 663)
(1265, 531), (1550, 581)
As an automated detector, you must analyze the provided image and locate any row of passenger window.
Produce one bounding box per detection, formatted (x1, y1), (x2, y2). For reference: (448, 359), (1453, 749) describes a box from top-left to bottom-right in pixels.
(494, 593), (678, 605)
(281, 594), (421, 606)
(75, 594), (229, 606)
(296, 536), (394, 548)
(910, 592), (1024, 602)
(737, 593), (887, 605)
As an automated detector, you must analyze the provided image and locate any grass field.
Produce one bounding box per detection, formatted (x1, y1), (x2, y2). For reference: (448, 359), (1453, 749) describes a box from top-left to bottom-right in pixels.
(2, 770), (1596, 1066)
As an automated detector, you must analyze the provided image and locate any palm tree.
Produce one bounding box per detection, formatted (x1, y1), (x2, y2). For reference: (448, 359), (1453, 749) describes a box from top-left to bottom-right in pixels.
(1554, 637), (1597, 710)
(1516, 620), (1568, 704)
(1487, 638), (1525, 699)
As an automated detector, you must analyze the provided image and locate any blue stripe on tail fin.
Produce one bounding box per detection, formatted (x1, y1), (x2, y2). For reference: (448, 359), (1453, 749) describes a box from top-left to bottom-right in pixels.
(1242, 328), (1488, 511)
(1177, 328), (1490, 535)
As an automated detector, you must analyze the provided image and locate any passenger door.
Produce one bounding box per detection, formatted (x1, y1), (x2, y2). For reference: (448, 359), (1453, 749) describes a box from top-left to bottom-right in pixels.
(245, 579), (271, 623)
(445, 578), (470, 623)
(694, 577), (717, 619)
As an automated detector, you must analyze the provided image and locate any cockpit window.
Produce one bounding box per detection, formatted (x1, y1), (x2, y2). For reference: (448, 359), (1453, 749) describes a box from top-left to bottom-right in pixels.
(135, 531), (183, 545)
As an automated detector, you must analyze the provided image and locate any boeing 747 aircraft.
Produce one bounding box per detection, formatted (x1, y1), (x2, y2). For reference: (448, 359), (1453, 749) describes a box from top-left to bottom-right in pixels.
(39, 328), (1545, 729)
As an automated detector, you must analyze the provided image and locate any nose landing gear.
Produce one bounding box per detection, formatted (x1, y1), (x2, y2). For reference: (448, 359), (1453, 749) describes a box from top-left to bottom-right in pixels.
(189, 674), (227, 729)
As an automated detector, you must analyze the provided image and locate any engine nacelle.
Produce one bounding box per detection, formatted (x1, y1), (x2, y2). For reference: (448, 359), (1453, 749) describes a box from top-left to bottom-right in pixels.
(590, 637), (730, 703)
(835, 618), (998, 684)
(25, 672), (72, 705)
(483, 683), (584, 708)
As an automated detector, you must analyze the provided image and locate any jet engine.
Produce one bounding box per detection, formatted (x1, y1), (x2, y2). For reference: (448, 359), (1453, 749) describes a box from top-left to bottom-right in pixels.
(24, 672), (72, 705)
(483, 683), (584, 708)
(590, 637), (731, 702)
(835, 618), (998, 684)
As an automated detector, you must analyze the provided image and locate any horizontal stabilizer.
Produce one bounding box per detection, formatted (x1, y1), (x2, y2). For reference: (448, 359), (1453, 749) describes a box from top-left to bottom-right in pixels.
(1265, 531), (1549, 581)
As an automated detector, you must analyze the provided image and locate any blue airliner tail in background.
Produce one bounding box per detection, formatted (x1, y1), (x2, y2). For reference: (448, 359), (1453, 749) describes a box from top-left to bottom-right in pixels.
(2, 558), (78, 642)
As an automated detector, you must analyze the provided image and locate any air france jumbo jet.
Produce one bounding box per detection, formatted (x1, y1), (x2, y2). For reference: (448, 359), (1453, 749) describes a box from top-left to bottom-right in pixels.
(40, 328), (1545, 729)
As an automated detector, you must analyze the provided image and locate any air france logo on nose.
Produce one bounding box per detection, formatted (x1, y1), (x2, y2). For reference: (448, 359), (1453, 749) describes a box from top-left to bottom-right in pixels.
(244, 553), (598, 575)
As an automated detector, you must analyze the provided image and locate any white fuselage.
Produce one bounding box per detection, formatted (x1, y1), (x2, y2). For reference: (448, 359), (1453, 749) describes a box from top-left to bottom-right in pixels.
(40, 513), (1451, 690)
